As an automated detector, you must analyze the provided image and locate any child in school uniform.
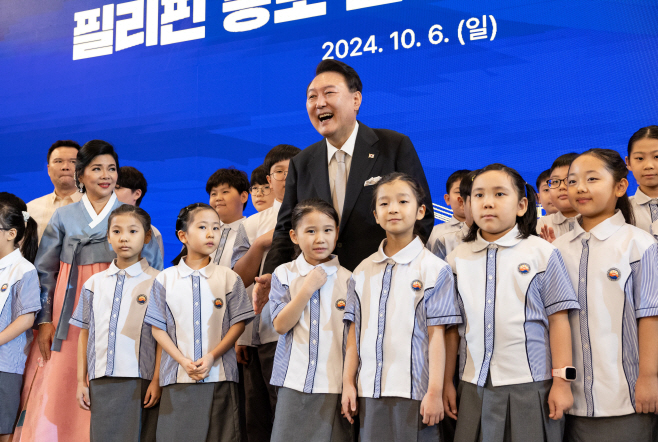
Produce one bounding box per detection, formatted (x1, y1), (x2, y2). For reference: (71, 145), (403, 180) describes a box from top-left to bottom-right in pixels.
(429, 170), (477, 261)
(0, 195), (40, 442)
(553, 149), (658, 441)
(231, 144), (301, 442)
(250, 164), (275, 213)
(538, 153), (580, 242)
(269, 198), (353, 442)
(145, 203), (254, 442)
(625, 125), (658, 235)
(444, 164), (579, 442)
(70, 205), (162, 442)
(342, 172), (460, 442)
(536, 169), (558, 216)
(427, 170), (470, 249)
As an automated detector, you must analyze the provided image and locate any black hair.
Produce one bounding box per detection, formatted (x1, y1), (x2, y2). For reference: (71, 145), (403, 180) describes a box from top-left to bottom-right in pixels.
(75, 140), (119, 193)
(549, 153), (579, 176)
(464, 164), (538, 242)
(314, 59), (363, 93)
(264, 144), (301, 175)
(574, 149), (635, 225)
(171, 203), (218, 265)
(371, 172), (427, 243)
(290, 198), (339, 259)
(627, 125), (658, 157)
(107, 204), (152, 234)
(0, 193), (39, 263)
(205, 167), (250, 210)
(459, 170), (478, 201)
(446, 170), (471, 195)
(47, 140), (80, 163)
(536, 169), (551, 192)
(116, 166), (147, 206)
(250, 164), (269, 187)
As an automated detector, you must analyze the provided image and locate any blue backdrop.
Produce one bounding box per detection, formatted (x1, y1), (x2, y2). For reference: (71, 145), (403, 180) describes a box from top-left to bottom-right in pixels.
(2, 0), (658, 263)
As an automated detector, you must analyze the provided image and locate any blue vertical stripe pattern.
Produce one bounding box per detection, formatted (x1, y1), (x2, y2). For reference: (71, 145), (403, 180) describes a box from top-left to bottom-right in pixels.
(411, 297), (428, 399)
(213, 227), (231, 265)
(270, 328), (294, 386)
(230, 224), (251, 269)
(373, 263), (394, 398)
(577, 238), (595, 417)
(145, 280), (179, 384)
(650, 203), (658, 223)
(88, 301), (96, 380)
(269, 273), (291, 320)
(192, 275), (202, 363)
(622, 261), (641, 409)
(303, 290), (321, 393)
(637, 244), (658, 318)
(105, 271), (125, 376)
(227, 277), (256, 327)
(477, 246), (497, 387)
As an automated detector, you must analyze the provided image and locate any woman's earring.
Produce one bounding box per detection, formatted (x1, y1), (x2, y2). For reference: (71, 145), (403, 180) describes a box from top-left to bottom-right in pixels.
(78, 182), (85, 193)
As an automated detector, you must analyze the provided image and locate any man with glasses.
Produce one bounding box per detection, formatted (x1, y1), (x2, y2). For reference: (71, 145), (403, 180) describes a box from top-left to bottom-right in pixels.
(538, 153), (580, 242)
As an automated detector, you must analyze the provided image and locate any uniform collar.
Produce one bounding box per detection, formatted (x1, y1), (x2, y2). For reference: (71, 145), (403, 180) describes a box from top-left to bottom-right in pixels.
(568, 210), (626, 242)
(633, 188), (657, 205)
(326, 121), (359, 163)
(552, 211), (575, 225)
(372, 237), (424, 264)
(82, 192), (118, 229)
(272, 199), (282, 211)
(0, 249), (22, 270)
(295, 254), (340, 276)
(107, 258), (149, 277)
(222, 216), (246, 230)
(471, 225), (522, 252)
(446, 216), (462, 227)
(177, 257), (215, 279)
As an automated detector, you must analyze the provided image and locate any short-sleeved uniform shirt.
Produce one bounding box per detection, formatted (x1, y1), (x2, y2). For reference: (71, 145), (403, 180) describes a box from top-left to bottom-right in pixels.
(428, 223), (469, 261)
(0, 249), (41, 375)
(231, 199), (281, 347)
(427, 216), (463, 254)
(345, 237), (461, 401)
(553, 211), (658, 417)
(536, 211), (576, 239)
(269, 254), (351, 394)
(629, 188), (658, 236)
(447, 227), (579, 388)
(70, 259), (159, 380)
(145, 259), (254, 386)
(210, 217), (245, 268)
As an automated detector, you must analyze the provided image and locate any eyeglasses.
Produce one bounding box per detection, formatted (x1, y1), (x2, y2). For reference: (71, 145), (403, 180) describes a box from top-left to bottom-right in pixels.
(250, 185), (272, 196)
(547, 178), (568, 189)
(269, 170), (288, 181)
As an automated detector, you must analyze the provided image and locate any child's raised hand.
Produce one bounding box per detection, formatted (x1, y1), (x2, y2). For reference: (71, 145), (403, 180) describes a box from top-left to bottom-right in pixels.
(443, 381), (458, 420)
(144, 379), (162, 408)
(193, 353), (215, 380)
(540, 225), (556, 243)
(635, 374), (658, 414)
(180, 358), (198, 378)
(548, 379), (573, 420)
(77, 381), (91, 411)
(341, 383), (358, 424)
(420, 390), (444, 426)
(303, 267), (327, 294)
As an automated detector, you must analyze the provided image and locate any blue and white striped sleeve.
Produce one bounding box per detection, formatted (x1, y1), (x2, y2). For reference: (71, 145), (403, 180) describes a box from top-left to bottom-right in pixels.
(269, 271), (291, 321)
(425, 265), (462, 326)
(636, 243), (658, 318)
(541, 249), (580, 316)
(144, 279), (168, 331)
(230, 223), (251, 269)
(69, 287), (92, 329)
(344, 277), (359, 324)
(227, 275), (255, 327)
(11, 268), (41, 321)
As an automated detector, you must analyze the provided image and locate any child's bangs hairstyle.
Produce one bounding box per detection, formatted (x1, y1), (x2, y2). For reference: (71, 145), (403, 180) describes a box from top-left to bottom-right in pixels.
(464, 164), (538, 242)
(117, 166), (147, 206)
(75, 140), (120, 192)
(446, 169), (471, 195)
(575, 148), (635, 226)
(0, 193), (38, 263)
(206, 167), (250, 210)
(264, 144), (301, 174)
(370, 172), (427, 243)
(627, 125), (658, 156)
(108, 205), (152, 234)
(536, 169), (551, 192)
(250, 164), (269, 187)
(171, 203), (217, 265)
(459, 170), (479, 201)
(290, 198), (339, 258)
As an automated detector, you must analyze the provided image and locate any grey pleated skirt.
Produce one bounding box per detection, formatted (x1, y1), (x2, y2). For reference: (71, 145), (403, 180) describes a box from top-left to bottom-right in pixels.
(0, 371), (22, 434)
(89, 377), (159, 442)
(564, 413), (658, 442)
(271, 387), (354, 442)
(156, 381), (241, 442)
(454, 377), (563, 442)
(358, 397), (440, 442)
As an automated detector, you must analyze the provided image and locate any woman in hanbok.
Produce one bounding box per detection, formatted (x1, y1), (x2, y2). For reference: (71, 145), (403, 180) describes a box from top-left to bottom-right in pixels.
(14, 140), (163, 442)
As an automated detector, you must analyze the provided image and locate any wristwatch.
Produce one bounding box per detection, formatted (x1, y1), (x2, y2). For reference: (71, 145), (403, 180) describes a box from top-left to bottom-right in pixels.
(552, 366), (577, 382)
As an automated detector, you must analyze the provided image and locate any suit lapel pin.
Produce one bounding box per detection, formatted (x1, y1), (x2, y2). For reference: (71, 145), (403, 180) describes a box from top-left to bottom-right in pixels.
(368, 154), (374, 158)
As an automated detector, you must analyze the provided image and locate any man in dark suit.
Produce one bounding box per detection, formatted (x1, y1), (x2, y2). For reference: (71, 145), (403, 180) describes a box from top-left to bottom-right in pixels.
(253, 59), (434, 312)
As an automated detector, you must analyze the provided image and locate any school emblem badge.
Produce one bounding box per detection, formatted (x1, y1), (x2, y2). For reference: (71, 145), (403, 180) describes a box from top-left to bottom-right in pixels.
(607, 268), (621, 281)
(518, 263), (531, 274)
(136, 294), (147, 305)
(214, 298), (224, 309)
(411, 280), (423, 291)
(0, 283), (7, 292)
(335, 299), (346, 311)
